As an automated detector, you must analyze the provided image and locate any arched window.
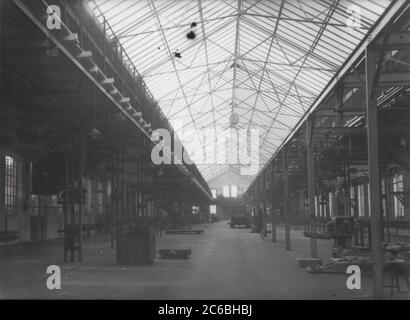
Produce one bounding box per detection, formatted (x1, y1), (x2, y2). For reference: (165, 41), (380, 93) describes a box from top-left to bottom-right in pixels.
(230, 185), (238, 198)
(211, 189), (217, 198)
(222, 185), (230, 197)
(5, 155), (17, 215)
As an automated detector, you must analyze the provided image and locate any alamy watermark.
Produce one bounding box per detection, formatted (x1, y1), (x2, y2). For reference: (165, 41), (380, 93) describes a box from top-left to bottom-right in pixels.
(46, 265), (61, 290)
(346, 265), (361, 290)
(346, 4), (362, 28)
(46, 5), (62, 30)
(150, 124), (260, 176)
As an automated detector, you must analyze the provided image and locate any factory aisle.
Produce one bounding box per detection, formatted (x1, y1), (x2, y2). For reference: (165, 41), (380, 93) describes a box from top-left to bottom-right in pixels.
(0, 221), (396, 299)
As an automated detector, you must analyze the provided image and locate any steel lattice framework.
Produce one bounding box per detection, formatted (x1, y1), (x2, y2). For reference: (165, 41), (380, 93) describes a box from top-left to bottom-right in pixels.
(86, 0), (391, 183)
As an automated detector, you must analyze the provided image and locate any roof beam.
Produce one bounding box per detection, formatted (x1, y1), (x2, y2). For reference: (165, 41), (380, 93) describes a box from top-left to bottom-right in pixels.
(198, 0), (218, 137)
(231, 0), (242, 115)
(246, 0), (284, 131)
(245, 0), (409, 193)
(260, 0), (340, 148)
(343, 71), (410, 88)
(242, 13), (370, 29)
(148, 0), (198, 133)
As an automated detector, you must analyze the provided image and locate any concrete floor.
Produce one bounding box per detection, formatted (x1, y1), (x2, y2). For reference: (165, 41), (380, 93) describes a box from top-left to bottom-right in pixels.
(0, 221), (409, 299)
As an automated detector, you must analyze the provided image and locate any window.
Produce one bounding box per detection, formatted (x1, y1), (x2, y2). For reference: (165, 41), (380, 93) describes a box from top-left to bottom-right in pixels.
(230, 185), (238, 198)
(28, 162), (39, 216)
(5, 156), (17, 215)
(222, 185), (230, 197)
(393, 174), (404, 217)
(357, 185), (365, 217)
(329, 193), (334, 217)
(29, 195), (39, 216)
(210, 204), (216, 215)
(211, 189), (217, 199)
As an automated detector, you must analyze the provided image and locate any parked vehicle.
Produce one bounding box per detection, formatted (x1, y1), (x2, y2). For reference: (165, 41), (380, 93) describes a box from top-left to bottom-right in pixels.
(230, 204), (250, 228)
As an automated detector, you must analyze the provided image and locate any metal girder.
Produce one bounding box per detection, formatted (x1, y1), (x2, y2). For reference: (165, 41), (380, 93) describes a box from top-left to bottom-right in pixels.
(366, 46), (384, 300)
(148, 0), (198, 131)
(282, 147), (291, 250)
(242, 13), (369, 29)
(343, 71), (410, 88)
(313, 127), (365, 136)
(140, 16), (238, 77)
(250, 0), (409, 184)
(13, 0), (211, 201)
(231, 0), (242, 115)
(374, 31), (410, 50)
(315, 110), (366, 117)
(246, 0), (284, 130)
(306, 116), (317, 258)
(89, 0), (402, 184)
(260, 0), (339, 149)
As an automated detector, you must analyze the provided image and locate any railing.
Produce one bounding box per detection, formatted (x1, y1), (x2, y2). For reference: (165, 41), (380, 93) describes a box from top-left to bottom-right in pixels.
(61, 0), (171, 131)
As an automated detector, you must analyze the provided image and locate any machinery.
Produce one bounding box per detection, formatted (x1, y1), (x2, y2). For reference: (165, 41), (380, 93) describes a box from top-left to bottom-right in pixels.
(303, 217), (410, 279)
(304, 216), (355, 251)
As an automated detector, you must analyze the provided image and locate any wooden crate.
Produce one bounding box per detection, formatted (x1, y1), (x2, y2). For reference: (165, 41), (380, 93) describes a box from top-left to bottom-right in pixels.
(116, 226), (156, 264)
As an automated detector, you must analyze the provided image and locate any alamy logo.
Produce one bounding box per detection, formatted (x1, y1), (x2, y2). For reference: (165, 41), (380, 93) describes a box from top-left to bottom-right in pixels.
(346, 5), (362, 28)
(346, 265), (361, 290)
(46, 5), (62, 30)
(46, 265), (61, 290)
(150, 126), (260, 176)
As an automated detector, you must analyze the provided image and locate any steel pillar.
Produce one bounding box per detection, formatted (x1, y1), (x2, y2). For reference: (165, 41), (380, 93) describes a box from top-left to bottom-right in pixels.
(306, 117), (317, 258)
(365, 46), (384, 299)
(384, 164), (391, 243)
(283, 148), (291, 250)
(63, 143), (69, 262)
(78, 136), (84, 262)
(271, 161), (277, 242)
(262, 171), (267, 237)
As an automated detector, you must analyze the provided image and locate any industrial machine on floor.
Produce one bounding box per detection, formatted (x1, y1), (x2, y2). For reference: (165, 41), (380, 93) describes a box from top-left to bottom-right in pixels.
(158, 249), (191, 259)
(300, 216), (410, 283)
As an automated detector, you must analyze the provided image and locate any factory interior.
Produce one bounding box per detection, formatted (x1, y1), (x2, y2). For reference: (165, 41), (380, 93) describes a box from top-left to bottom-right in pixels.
(1, 0), (410, 300)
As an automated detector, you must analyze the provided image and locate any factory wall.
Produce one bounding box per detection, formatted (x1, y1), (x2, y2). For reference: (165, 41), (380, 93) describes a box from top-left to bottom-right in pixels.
(0, 148), (109, 244)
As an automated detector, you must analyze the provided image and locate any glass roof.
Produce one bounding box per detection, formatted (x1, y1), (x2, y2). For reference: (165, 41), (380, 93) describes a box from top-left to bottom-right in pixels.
(86, 0), (391, 183)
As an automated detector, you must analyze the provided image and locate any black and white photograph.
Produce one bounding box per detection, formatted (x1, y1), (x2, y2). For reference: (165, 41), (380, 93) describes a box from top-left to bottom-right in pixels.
(1, 0), (410, 305)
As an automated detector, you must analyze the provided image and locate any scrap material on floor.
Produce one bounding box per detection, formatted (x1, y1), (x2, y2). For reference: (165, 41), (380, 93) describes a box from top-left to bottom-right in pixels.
(158, 249), (192, 259)
(165, 230), (204, 235)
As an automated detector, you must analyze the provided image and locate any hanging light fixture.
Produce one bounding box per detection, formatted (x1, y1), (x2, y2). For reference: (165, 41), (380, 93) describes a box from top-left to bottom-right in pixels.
(229, 112), (240, 127)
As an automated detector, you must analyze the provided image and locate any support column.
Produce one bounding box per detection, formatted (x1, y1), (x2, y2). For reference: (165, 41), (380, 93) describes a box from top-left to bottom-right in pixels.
(110, 157), (115, 249)
(255, 178), (260, 234)
(262, 171), (267, 237)
(252, 183), (255, 230)
(283, 148), (291, 250)
(121, 145), (126, 230)
(364, 183), (370, 217)
(366, 46), (384, 299)
(78, 137), (84, 262)
(63, 144), (69, 262)
(384, 165), (391, 243)
(271, 161), (276, 242)
(306, 117), (317, 258)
